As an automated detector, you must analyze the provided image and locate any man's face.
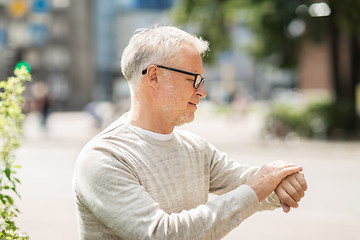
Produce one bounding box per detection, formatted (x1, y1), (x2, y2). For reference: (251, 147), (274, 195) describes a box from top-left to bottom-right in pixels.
(157, 43), (207, 127)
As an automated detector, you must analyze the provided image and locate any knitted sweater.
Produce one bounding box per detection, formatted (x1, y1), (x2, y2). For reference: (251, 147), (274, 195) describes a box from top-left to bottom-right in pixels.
(73, 114), (280, 240)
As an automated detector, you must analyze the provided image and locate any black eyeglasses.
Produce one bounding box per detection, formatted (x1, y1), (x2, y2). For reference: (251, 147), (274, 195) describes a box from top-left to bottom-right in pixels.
(142, 65), (205, 89)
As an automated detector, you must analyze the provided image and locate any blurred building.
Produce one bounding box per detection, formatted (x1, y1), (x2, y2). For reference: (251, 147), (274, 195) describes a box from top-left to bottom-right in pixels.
(1, 0), (304, 111)
(92, 0), (174, 103)
(0, 0), (88, 110)
(0, 0), (174, 111)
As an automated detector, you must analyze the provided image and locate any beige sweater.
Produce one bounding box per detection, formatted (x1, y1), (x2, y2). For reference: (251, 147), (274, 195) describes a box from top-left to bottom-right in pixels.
(73, 114), (280, 240)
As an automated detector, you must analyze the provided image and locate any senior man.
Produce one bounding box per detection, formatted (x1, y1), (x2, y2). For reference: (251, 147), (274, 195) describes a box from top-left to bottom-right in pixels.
(73, 26), (307, 240)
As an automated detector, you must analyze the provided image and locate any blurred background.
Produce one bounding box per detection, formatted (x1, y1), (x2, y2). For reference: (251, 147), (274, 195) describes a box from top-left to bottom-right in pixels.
(1, 0), (359, 239)
(1, 0), (360, 139)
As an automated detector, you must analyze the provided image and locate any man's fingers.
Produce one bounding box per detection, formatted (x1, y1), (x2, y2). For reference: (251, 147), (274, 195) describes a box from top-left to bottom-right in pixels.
(294, 171), (308, 191)
(275, 170), (308, 214)
(279, 165), (303, 180)
(275, 186), (299, 208)
(281, 203), (291, 213)
(248, 161), (305, 203)
(287, 181), (302, 202)
(289, 176), (305, 199)
(273, 161), (302, 169)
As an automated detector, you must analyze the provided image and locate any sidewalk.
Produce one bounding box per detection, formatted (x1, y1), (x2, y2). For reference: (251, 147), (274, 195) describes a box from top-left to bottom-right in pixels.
(16, 112), (97, 240)
(14, 111), (360, 240)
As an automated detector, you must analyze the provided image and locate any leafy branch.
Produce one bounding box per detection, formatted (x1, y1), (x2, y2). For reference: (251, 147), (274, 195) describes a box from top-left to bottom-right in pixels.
(0, 66), (31, 239)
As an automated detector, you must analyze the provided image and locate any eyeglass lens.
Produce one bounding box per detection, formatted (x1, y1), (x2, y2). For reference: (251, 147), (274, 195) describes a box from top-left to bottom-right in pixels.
(195, 75), (203, 89)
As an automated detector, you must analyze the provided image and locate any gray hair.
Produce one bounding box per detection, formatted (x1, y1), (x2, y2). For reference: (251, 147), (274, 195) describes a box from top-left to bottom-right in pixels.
(121, 26), (209, 91)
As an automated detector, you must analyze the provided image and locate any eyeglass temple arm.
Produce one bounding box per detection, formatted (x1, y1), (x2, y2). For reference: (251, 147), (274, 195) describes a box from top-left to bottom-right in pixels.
(142, 65), (198, 77)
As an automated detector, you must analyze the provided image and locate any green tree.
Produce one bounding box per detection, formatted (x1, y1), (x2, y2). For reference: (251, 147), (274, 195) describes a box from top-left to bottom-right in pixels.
(172, 0), (360, 138)
(0, 66), (31, 239)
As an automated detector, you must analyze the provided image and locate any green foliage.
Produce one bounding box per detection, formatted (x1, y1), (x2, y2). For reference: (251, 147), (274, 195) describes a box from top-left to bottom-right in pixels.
(171, 0), (246, 63)
(243, 0), (304, 68)
(173, 0), (360, 136)
(330, 0), (360, 34)
(171, 0), (360, 67)
(264, 94), (360, 140)
(171, 0), (304, 66)
(0, 66), (31, 239)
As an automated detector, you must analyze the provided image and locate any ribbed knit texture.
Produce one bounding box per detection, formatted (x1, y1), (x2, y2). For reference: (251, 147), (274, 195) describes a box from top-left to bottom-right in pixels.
(73, 114), (280, 239)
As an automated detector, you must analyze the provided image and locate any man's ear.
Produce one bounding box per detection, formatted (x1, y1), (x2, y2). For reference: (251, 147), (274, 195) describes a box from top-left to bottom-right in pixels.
(145, 65), (159, 90)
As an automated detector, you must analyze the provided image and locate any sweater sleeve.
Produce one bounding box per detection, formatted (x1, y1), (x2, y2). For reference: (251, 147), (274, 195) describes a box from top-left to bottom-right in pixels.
(74, 147), (261, 240)
(207, 142), (281, 211)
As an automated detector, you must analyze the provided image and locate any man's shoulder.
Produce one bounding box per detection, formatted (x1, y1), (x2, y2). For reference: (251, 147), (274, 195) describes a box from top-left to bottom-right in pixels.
(98, 113), (129, 136)
(174, 128), (210, 147)
(78, 114), (136, 156)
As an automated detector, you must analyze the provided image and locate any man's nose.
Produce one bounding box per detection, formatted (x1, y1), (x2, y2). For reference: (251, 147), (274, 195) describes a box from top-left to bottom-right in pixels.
(196, 83), (207, 98)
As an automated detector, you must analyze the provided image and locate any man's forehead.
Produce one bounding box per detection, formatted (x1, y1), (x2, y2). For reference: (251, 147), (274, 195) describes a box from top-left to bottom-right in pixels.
(177, 43), (204, 73)
(180, 41), (199, 54)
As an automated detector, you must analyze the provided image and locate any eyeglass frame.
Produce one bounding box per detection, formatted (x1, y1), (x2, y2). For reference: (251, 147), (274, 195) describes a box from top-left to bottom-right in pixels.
(141, 65), (205, 89)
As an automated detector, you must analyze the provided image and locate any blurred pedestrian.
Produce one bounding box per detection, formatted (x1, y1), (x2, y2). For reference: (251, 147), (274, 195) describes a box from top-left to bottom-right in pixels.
(31, 81), (52, 131)
(73, 26), (307, 240)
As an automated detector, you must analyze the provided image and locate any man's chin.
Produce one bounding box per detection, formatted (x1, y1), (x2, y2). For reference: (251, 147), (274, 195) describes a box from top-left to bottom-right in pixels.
(173, 113), (195, 127)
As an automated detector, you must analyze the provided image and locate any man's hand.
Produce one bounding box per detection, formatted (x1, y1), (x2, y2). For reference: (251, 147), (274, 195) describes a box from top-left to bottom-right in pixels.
(275, 171), (307, 213)
(246, 161), (303, 203)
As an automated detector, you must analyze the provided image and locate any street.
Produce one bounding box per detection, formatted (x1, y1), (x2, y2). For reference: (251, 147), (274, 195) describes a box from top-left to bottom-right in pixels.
(14, 111), (360, 240)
